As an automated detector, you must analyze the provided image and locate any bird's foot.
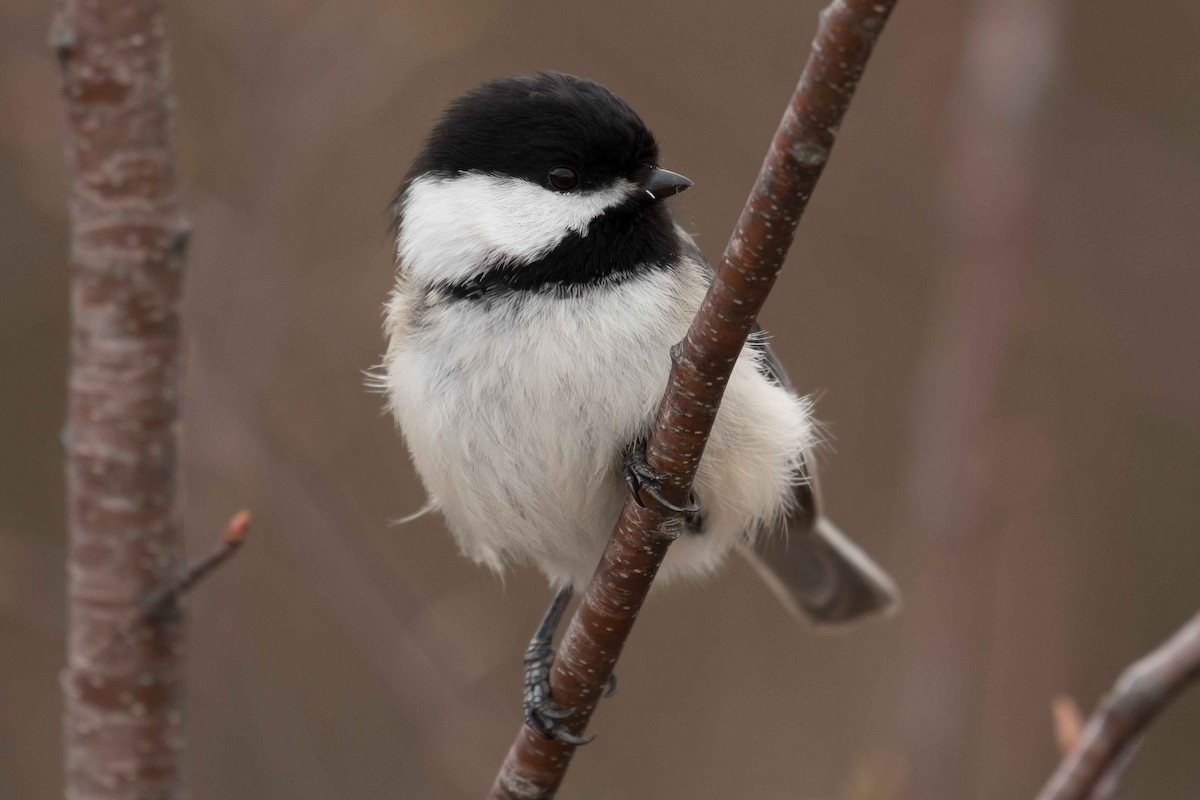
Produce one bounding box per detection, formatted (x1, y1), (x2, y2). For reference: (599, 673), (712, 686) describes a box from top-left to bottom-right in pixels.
(624, 448), (700, 515)
(521, 588), (617, 744)
(523, 638), (596, 746)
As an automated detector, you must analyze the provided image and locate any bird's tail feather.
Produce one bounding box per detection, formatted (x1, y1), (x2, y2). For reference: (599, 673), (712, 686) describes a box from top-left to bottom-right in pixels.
(738, 517), (900, 629)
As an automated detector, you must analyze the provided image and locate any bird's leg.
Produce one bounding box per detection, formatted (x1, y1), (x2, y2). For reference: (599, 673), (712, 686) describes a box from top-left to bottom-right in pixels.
(523, 587), (614, 745)
(624, 442), (701, 516)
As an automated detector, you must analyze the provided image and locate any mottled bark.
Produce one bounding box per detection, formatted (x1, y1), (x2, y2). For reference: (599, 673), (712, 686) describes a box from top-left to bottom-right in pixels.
(489, 1), (901, 796)
(1036, 609), (1200, 800)
(53, 1), (190, 797)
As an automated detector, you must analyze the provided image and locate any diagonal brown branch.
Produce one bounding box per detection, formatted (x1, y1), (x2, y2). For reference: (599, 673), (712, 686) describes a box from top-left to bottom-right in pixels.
(1036, 608), (1200, 800)
(1051, 696), (1141, 800)
(490, 1), (901, 796)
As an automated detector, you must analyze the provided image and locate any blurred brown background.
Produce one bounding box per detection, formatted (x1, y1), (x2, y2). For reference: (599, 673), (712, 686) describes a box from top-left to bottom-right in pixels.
(3, 0), (1200, 797)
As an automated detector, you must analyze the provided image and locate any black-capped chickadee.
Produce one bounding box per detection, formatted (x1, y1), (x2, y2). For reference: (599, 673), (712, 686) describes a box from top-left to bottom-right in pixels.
(380, 72), (899, 742)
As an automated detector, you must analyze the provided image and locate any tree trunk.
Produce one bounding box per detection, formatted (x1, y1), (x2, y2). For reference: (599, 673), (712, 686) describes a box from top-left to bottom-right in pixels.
(52, 0), (190, 797)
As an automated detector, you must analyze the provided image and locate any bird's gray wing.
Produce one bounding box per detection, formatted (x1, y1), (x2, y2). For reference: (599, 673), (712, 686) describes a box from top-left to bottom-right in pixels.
(678, 229), (899, 625)
(740, 331), (901, 627)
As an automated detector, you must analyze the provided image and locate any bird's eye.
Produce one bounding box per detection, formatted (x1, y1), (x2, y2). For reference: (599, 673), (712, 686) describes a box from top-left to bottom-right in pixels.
(547, 166), (580, 192)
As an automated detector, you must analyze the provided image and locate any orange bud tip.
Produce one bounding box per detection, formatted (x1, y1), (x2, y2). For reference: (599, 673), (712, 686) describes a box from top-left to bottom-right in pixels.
(223, 509), (252, 544)
(1052, 695), (1084, 756)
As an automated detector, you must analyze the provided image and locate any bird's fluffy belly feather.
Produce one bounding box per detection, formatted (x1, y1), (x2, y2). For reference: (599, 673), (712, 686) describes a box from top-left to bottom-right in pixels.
(383, 263), (813, 588)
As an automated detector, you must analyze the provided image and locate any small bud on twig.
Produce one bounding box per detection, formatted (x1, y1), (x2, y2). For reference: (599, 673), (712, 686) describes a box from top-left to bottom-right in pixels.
(143, 510), (251, 617)
(1052, 695), (1084, 756)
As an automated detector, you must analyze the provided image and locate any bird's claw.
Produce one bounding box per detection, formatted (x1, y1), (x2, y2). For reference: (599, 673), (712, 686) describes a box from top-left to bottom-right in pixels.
(624, 450), (700, 515)
(523, 638), (596, 745)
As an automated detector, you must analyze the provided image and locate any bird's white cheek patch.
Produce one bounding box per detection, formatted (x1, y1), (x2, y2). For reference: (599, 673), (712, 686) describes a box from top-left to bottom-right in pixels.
(397, 173), (633, 285)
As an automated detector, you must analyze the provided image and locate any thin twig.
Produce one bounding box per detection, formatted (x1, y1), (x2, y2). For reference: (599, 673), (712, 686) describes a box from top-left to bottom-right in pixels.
(489, 2), (900, 796)
(87, 511), (252, 667)
(1090, 735), (1144, 800)
(1051, 696), (1135, 800)
(1036, 608), (1200, 800)
(143, 510), (251, 616)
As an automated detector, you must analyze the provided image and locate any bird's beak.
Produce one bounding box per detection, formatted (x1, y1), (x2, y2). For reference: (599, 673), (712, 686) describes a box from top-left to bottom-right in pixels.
(640, 167), (693, 201)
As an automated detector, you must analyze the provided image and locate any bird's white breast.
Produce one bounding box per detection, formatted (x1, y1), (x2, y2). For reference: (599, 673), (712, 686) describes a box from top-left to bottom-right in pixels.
(382, 231), (813, 588)
(383, 267), (697, 582)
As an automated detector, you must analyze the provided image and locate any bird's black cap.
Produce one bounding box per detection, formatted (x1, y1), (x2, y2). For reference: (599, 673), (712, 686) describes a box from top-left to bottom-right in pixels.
(410, 72), (661, 192)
